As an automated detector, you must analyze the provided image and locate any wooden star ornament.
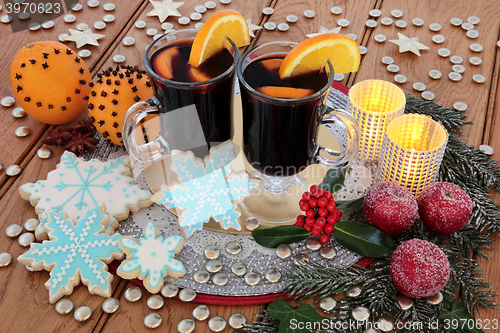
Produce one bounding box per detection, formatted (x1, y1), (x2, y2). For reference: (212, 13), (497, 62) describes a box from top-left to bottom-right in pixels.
(389, 33), (429, 56)
(246, 18), (263, 38)
(306, 25), (342, 38)
(147, 0), (184, 23)
(64, 29), (106, 48)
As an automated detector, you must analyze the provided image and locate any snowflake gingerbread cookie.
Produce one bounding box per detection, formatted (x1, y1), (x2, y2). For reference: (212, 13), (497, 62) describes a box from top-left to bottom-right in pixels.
(17, 204), (123, 304)
(117, 221), (186, 294)
(151, 141), (257, 238)
(20, 151), (152, 239)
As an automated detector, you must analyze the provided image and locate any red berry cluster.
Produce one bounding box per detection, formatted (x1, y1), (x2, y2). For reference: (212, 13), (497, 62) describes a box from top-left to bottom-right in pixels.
(295, 185), (342, 244)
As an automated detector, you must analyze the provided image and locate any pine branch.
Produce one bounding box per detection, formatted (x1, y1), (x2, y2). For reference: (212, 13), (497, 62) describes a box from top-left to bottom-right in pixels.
(235, 312), (279, 333)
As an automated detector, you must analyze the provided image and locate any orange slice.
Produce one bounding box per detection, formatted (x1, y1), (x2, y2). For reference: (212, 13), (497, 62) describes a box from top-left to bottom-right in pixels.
(260, 58), (283, 71)
(187, 67), (213, 82)
(279, 33), (360, 79)
(152, 46), (180, 80)
(256, 86), (315, 99)
(188, 9), (250, 68)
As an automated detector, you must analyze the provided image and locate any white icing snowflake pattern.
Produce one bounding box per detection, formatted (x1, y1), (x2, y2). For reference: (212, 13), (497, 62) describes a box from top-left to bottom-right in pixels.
(20, 151), (151, 235)
(117, 221), (185, 294)
(17, 204), (123, 304)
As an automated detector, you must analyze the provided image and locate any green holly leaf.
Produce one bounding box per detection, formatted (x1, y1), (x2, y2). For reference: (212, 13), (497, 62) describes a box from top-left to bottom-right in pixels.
(268, 298), (324, 333)
(439, 300), (484, 333)
(336, 197), (364, 211)
(320, 166), (352, 193)
(252, 226), (310, 248)
(332, 221), (395, 257)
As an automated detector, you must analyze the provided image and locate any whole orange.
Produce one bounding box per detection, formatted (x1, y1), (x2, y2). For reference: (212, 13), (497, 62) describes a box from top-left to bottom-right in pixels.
(10, 41), (91, 125)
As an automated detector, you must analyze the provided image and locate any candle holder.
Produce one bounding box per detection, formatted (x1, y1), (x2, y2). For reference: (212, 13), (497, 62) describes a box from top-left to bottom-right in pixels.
(377, 114), (448, 196)
(348, 80), (406, 163)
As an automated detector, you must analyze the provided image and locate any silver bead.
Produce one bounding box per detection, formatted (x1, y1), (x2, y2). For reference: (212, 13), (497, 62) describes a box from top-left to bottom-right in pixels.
(192, 305), (210, 321)
(381, 56), (394, 64)
(426, 291), (444, 305)
(103, 3), (115, 11)
(231, 262), (247, 276)
(470, 43), (483, 52)
(1, 96), (15, 107)
(205, 1), (216, 9)
(76, 23), (89, 31)
(225, 242), (242, 255)
(190, 12), (202, 21)
(0, 163), (2, 172)
(479, 145), (494, 155)
(429, 23), (441, 31)
(347, 285), (362, 297)
(497, 40), (500, 48)
(204, 245), (220, 259)
(177, 318), (195, 332)
(93, 21), (106, 30)
(59, 33), (70, 42)
(466, 30), (479, 39)
(144, 313), (162, 328)
(398, 295), (413, 310)
(193, 270), (210, 283)
(421, 90), (436, 101)
(42, 20), (55, 29)
(472, 74), (486, 83)
(347, 33), (357, 41)
(194, 23), (204, 29)
(195, 5), (207, 13)
(431, 34), (445, 44)
(352, 306), (370, 321)
(213, 272), (229, 286)
(206, 259), (222, 273)
(229, 313), (247, 329)
(449, 72), (463, 82)
(244, 217), (260, 231)
(395, 20), (407, 28)
(429, 69), (442, 79)
(461, 22), (474, 30)
(24, 218), (39, 231)
(113, 54), (126, 63)
(71, 3), (83, 11)
(6, 165), (22, 176)
(26, 265), (35, 272)
(87, 0), (100, 8)
(74, 306), (92, 322)
(369, 9), (381, 17)
(359, 46), (368, 55)
(450, 55), (463, 64)
(286, 15), (298, 23)
(244, 272), (261, 285)
(467, 16), (480, 25)
(146, 28), (158, 36)
(161, 22), (174, 30)
(320, 246), (337, 259)
(178, 17), (190, 25)
(387, 64), (400, 73)
(381, 17), (393, 26)
(147, 295), (164, 310)
(18, 233), (35, 247)
(470, 56), (482, 65)
(102, 297), (119, 313)
(220, 0), (231, 4)
(391, 9), (403, 18)
(412, 18), (424, 26)
(124, 286), (142, 302)
(15, 126), (30, 138)
(77, 49), (91, 58)
(305, 238), (321, 251)
(374, 34), (386, 42)
(208, 317), (226, 332)
(292, 253), (309, 266)
(135, 20), (146, 29)
(0, 15), (12, 24)
(319, 297), (336, 311)
(275, 243), (292, 259)
(334, 73), (344, 81)
(337, 19), (350, 27)
(453, 101), (468, 111)
(262, 7), (274, 15)
(452, 64), (465, 73)
(161, 284), (178, 298)
(331, 6), (343, 15)
(265, 268), (281, 283)
(29, 23), (41, 31)
(394, 74), (407, 84)
(64, 14), (76, 23)
(450, 17), (463, 26)
(264, 21), (276, 30)
(0, 252), (12, 267)
(278, 23), (289, 32)
(103, 14), (115, 23)
(377, 317), (394, 332)
(304, 10), (315, 18)
(122, 36), (135, 46)
(6, 224), (23, 237)
(178, 288), (197, 302)
(55, 299), (74, 314)
(365, 19), (378, 28)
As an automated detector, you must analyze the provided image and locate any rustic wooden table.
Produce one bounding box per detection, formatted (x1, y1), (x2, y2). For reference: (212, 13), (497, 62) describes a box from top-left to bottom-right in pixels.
(1, 0), (499, 332)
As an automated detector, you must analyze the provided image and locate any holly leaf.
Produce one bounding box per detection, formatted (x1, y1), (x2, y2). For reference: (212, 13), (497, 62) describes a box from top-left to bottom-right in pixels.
(268, 298), (324, 333)
(252, 226), (310, 248)
(439, 300), (484, 333)
(332, 221), (395, 257)
(336, 197), (364, 211)
(320, 167), (352, 193)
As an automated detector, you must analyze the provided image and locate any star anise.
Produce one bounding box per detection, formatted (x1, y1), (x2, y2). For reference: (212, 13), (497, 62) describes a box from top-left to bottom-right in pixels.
(74, 116), (96, 134)
(65, 132), (99, 156)
(43, 129), (73, 146)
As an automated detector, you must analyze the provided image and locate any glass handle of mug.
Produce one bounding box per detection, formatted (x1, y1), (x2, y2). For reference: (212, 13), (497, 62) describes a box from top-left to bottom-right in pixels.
(122, 96), (170, 163)
(314, 107), (360, 169)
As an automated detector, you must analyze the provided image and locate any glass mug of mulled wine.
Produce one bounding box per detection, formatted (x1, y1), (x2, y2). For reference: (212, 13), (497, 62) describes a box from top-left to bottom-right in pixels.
(237, 41), (360, 223)
(122, 29), (239, 163)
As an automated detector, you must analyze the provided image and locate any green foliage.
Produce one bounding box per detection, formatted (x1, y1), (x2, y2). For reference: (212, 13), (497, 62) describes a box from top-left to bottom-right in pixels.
(252, 226), (310, 248)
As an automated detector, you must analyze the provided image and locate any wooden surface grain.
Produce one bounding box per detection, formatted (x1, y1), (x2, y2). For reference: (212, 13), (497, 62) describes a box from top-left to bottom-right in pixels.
(0, 0), (499, 332)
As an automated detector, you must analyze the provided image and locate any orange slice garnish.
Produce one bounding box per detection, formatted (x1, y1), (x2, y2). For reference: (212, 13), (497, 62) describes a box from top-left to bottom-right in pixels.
(153, 46), (180, 80)
(256, 86), (315, 99)
(188, 9), (250, 68)
(260, 58), (283, 71)
(188, 67), (213, 82)
(279, 33), (360, 79)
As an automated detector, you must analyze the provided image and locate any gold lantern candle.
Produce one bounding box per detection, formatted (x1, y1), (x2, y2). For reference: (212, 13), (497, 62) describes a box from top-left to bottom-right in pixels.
(348, 80), (406, 163)
(377, 114), (448, 196)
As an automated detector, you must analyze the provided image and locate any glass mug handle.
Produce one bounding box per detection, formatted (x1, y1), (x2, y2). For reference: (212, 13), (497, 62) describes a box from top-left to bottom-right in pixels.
(313, 107), (360, 168)
(122, 96), (170, 163)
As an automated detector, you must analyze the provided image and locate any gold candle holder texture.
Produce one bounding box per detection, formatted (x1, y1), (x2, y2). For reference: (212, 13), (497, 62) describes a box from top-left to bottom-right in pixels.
(377, 114), (448, 196)
(348, 80), (406, 163)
